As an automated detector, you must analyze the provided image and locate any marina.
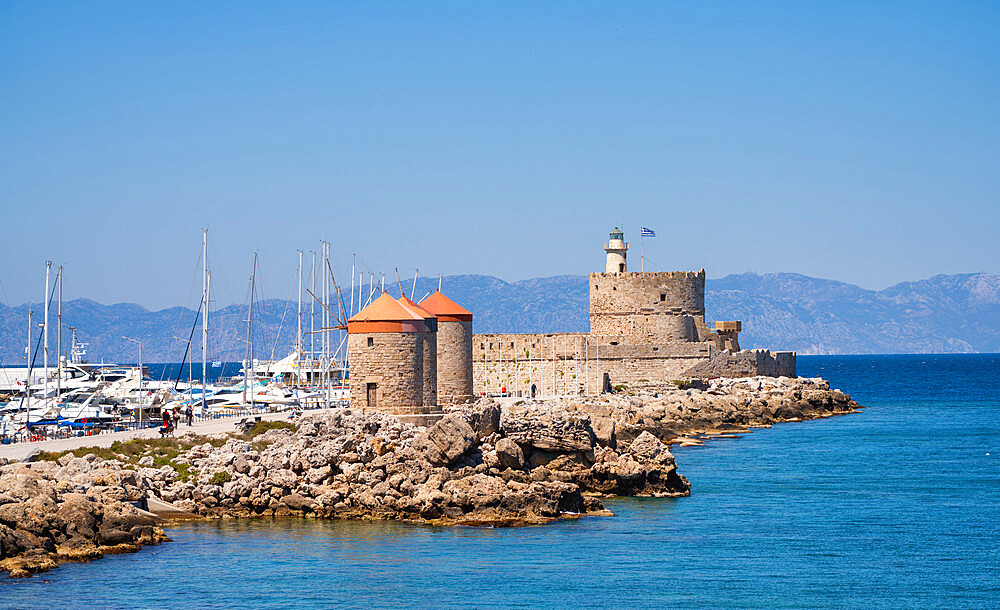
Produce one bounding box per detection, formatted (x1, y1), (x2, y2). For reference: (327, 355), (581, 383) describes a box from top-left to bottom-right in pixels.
(0, 230), (354, 448)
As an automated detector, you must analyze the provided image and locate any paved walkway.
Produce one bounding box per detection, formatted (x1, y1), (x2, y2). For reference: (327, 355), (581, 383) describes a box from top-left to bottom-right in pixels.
(0, 410), (314, 462)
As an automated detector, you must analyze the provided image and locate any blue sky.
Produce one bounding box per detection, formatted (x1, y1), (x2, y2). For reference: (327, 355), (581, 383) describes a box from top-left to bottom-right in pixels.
(2, 1), (998, 309)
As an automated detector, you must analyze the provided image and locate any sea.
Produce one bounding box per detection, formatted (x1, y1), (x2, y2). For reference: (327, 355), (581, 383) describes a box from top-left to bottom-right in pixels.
(2, 354), (998, 608)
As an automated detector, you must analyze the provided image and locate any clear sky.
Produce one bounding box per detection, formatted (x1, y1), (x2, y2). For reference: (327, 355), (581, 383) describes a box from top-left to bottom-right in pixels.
(2, 1), (998, 310)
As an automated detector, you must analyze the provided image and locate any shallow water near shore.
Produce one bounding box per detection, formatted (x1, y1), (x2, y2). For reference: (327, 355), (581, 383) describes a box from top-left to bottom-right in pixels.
(3, 354), (999, 608)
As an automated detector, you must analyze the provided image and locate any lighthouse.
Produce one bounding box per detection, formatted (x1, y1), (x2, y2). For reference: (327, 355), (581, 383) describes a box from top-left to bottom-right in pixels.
(604, 227), (628, 274)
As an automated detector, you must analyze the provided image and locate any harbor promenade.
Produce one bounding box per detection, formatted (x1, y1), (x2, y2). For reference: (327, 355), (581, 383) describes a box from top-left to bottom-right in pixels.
(0, 409), (318, 462)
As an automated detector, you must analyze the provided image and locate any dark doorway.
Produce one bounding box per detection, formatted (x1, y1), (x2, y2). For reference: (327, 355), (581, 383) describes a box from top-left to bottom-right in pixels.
(366, 382), (377, 408)
(602, 373), (612, 394)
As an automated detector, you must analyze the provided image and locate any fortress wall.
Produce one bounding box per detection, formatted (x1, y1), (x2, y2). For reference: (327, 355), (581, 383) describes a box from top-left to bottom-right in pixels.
(473, 332), (716, 396)
(474, 333), (591, 396)
(683, 348), (797, 379)
(694, 315), (716, 342)
(473, 331), (795, 395)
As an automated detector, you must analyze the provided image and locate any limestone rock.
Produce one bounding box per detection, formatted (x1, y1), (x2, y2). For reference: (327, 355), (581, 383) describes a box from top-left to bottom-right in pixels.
(462, 400), (501, 440)
(494, 438), (525, 471)
(418, 415), (477, 466)
(281, 493), (319, 512)
(98, 528), (135, 546)
(500, 406), (595, 453)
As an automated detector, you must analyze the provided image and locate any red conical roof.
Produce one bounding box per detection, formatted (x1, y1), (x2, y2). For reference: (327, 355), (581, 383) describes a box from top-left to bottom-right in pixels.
(419, 291), (473, 322)
(348, 292), (431, 333)
(397, 295), (436, 320)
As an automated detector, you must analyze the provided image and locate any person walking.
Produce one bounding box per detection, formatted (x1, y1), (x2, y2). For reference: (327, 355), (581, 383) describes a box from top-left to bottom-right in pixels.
(186, 405), (194, 426)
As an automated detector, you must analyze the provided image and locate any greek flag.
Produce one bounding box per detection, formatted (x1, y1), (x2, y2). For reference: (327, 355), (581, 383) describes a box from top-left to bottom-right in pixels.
(641, 226), (655, 237)
(211, 361), (222, 368)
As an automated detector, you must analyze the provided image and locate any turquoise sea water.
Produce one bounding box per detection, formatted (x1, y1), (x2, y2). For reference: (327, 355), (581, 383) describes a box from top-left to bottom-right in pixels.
(2, 355), (998, 608)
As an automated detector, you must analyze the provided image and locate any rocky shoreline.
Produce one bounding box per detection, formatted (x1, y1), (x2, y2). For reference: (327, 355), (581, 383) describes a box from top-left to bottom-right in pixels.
(0, 376), (861, 578)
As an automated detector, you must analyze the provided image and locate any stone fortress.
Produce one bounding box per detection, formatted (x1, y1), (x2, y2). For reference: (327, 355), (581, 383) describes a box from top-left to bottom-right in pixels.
(474, 227), (796, 397)
(347, 227), (795, 413)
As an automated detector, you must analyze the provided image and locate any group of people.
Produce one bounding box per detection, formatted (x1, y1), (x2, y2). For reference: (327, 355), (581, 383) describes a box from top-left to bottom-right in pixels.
(161, 405), (195, 430)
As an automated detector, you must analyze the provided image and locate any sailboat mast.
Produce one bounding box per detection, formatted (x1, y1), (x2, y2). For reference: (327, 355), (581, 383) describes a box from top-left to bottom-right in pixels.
(201, 229), (208, 413)
(323, 241), (330, 407)
(26, 306), (32, 425)
(320, 242), (326, 395)
(57, 266), (63, 397)
(310, 250), (316, 386)
(297, 250), (303, 389)
(350, 253), (355, 318)
(327, 242), (334, 406)
(244, 252), (257, 405)
(44, 261), (51, 402)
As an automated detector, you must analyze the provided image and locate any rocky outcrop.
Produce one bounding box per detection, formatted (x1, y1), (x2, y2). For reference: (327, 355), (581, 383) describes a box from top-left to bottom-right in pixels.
(146, 409), (621, 527)
(0, 458), (170, 579)
(525, 376), (862, 448)
(586, 432), (689, 496)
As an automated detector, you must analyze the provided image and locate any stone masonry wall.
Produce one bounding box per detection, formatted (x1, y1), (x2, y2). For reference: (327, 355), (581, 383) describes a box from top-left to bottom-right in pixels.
(348, 332), (423, 412)
(419, 330), (437, 407)
(437, 319), (473, 404)
(473, 332), (796, 397)
(474, 333), (591, 397)
(589, 270), (708, 341)
(684, 348), (797, 379)
(590, 312), (706, 342)
(589, 270), (706, 315)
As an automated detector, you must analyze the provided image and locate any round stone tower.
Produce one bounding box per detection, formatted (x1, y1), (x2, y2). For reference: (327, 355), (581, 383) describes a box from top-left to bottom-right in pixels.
(397, 295), (438, 407)
(346, 292), (430, 414)
(419, 290), (474, 405)
(604, 227), (629, 274)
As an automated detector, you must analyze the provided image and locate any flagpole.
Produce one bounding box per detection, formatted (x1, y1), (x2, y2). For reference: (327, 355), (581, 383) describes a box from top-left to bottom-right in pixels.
(640, 227), (644, 272)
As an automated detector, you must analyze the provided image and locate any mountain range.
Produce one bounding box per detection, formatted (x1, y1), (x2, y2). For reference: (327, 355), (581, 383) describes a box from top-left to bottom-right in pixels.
(1, 272), (997, 363)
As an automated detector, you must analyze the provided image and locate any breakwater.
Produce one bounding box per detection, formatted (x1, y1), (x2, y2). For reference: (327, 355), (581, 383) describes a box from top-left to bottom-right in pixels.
(0, 375), (860, 578)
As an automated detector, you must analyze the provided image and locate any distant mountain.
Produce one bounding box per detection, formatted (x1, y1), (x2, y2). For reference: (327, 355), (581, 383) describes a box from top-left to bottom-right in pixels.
(706, 272), (1000, 354)
(1, 272), (997, 363)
